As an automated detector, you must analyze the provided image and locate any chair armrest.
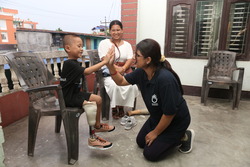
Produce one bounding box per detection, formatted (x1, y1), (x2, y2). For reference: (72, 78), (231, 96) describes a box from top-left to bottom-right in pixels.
(202, 65), (209, 79)
(25, 84), (61, 93)
(236, 67), (244, 83)
(236, 67), (244, 71)
(25, 84), (67, 110)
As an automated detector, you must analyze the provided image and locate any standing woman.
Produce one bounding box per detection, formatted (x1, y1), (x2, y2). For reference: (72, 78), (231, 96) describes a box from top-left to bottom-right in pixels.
(98, 20), (139, 119)
(106, 38), (195, 161)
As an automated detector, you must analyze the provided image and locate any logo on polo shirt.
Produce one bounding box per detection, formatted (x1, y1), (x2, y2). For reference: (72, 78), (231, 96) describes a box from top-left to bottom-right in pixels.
(151, 94), (158, 106)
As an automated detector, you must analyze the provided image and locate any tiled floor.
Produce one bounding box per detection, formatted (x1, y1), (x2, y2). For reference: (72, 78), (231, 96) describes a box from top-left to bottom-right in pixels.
(3, 95), (250, 167)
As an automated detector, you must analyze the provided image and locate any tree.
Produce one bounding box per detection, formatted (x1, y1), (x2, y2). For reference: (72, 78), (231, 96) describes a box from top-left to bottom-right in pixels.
(56, 28), (62, 31)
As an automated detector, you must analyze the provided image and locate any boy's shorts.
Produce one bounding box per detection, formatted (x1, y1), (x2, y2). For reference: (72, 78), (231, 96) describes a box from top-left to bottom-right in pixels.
(66, 92), (91, 108)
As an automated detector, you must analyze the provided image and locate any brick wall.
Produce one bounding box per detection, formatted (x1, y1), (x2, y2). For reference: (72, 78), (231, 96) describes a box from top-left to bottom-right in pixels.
(121, 0), (138, 51)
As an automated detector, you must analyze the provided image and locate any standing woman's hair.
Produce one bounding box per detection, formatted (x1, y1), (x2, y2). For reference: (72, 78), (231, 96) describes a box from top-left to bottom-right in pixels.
(136, 39), (184, 95)
(109, 20), (123, 30)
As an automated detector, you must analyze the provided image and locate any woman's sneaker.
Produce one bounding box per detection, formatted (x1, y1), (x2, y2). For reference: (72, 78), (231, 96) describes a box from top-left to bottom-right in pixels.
(124, 117), (137, 130)
(88, 135), (112, 150)
(178, 129), (195, 153)
(94, 123), (115, 132)
(120, 115), (130, 125)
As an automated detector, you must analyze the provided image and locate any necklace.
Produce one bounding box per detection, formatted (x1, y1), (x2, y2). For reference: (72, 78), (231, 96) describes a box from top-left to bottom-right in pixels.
(112, 39), (122, 46)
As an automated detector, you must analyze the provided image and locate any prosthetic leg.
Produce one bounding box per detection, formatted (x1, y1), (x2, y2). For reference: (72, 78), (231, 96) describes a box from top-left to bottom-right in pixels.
(83, 101), (113, 150)
(83, 101), (97, 138)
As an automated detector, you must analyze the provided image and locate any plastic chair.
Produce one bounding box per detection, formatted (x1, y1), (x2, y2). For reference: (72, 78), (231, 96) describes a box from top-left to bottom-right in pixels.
(5, 51), (84, 165)
(200, 50), (244, 109)
(87, 50), (136, 120)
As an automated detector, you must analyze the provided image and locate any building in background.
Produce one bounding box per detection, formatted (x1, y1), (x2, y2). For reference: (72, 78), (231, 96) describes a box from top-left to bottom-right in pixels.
(0, 7), (18, 50)
(92, 25), (108, 36)
(13, 18), (37, 29)
(16, 28), (106, 52)
(0, 7), (106, 53)
(0, 7), (37, 51)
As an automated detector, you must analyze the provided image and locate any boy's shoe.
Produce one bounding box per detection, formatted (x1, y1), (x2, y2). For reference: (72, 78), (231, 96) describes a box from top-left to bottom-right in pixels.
(94, 123), (115, 133)
(120, 115), (130, 126)
(124, 117), (137, 130)
(88, 135), (112, 150)
(178, 129), (195, 153)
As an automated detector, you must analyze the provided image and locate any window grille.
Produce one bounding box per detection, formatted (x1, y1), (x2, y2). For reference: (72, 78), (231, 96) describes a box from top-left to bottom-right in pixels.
(226, 2), (250, 54)
(166, 0), (250, 60)
(170, 4), (190, 53)
(193, 0), (223, 57)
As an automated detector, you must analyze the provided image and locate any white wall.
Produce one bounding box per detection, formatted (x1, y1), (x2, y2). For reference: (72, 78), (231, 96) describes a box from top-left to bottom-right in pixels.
(137, 0), (250, 91)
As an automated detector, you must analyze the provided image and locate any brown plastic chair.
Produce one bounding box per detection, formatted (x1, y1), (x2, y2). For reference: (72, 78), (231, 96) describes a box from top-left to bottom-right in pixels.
(87, 50), (136, 120)
(201, 50), (244, 109)
(5, 51), (84, 165)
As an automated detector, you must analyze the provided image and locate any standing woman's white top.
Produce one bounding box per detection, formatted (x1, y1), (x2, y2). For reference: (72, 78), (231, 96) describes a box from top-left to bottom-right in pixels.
(98, 38), (139, 110)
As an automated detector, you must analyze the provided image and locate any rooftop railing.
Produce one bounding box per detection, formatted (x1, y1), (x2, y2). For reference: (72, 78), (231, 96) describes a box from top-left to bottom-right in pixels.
(0, 50), (91, 96)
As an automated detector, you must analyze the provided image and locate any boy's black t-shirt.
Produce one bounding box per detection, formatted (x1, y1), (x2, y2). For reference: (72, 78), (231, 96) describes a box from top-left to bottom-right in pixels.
(60, 59), (86, 106)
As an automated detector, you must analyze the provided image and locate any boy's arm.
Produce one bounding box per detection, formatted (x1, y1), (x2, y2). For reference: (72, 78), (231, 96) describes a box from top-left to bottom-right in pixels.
(84, 46), (115, 75)
(84, 60), (106, 75)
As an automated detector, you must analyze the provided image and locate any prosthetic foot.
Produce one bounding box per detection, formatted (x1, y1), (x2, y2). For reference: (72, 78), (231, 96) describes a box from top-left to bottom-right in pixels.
(83, 101), (97, 126)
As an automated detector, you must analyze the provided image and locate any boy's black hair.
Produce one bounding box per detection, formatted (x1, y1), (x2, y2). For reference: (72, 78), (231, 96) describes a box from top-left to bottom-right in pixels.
(62, 34), (81, 49)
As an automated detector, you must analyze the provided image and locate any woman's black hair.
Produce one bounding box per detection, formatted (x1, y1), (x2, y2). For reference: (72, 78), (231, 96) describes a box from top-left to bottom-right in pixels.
(136, 38), (184, 95)
(109, 20), (123, 30)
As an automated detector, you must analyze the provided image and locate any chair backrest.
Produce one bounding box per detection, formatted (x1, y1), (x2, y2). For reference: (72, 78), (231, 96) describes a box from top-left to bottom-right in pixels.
(5, 51), (55, 101)
(207, 51), (237, 80)
(87, 50), (105, 93)
(88, 50), (101, 66)
(87, 50), (103, 81)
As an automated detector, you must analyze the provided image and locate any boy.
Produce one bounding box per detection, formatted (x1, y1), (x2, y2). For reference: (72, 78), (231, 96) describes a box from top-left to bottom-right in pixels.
(60, 34), (115, 150)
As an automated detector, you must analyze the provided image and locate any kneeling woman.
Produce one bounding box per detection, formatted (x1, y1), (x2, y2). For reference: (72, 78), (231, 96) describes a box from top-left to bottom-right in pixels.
(107, 38), (194, 161)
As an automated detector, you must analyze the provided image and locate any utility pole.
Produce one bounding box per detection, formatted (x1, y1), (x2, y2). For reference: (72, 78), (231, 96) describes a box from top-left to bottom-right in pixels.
(100, 16), (111, 37)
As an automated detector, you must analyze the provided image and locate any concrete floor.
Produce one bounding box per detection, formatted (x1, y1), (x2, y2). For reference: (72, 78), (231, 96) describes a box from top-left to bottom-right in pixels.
(2, 95), (250, 167)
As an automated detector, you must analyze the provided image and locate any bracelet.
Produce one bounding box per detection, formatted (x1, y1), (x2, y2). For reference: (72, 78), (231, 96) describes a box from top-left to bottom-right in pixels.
(110, 71), (118, 76)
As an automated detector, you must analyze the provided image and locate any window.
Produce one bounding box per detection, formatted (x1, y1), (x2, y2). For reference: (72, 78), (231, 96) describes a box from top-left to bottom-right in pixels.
(193, 1), (223, 57)
(165, 0), (195, 58)
(0, 20), (7, 30)
(24, 23), (32, 29)
(52, 34), (63, 47)
(1, 32), (8, 42)
(165, 0), (250, 60)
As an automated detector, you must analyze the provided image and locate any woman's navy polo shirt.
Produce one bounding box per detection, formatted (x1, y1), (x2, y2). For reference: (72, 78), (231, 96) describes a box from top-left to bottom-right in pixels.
(125, 68), (190, 141)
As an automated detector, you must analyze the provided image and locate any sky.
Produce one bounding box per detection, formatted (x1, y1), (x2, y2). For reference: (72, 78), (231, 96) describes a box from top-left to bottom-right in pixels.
(0, 0), (121, 34)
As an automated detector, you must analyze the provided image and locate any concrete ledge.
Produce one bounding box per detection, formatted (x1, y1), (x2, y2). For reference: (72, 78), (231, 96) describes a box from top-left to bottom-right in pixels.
(0, 91), (29, 127)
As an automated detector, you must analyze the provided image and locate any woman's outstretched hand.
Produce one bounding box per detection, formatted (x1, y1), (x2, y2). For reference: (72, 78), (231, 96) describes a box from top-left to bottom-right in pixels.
(106, 45), (116, 67)
(102, 45), (115, 64)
